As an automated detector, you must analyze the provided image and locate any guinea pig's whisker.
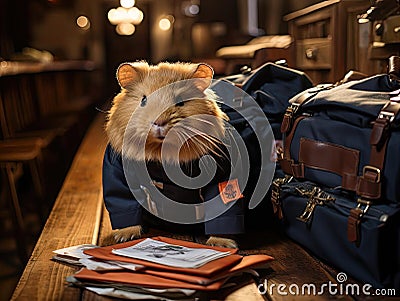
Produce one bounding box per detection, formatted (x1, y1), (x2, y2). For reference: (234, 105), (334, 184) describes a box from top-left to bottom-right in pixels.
(191, 117), (216, 127)
(179, 125), (227, 157)
(176, 132), (204, 160)
(178, 130), (205, 153)
(180, 124), (221, 145)
(184, 133), (225, 161)
(176, 132), (194, 154)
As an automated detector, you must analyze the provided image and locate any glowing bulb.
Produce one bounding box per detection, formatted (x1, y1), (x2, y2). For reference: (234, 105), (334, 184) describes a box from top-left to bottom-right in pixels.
(108, 8), (118, 25)
(76, 15), (90, 30)
(189, 4), (199, 15)
(120, 0), (135, 8)
(116, 23), (135, 35)
(159, 17), (172, 31)
(128, 7), (144, 25)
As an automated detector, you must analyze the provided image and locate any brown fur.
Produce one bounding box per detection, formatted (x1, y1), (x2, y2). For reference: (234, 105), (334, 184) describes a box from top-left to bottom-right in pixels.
(206, 236), (238, 249)
(105, 61), (237, 248)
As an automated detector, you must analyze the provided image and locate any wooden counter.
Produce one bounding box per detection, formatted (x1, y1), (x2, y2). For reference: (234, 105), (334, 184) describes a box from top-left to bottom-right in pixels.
(10, 114), (380, 301)
(0, 60), (95, 77)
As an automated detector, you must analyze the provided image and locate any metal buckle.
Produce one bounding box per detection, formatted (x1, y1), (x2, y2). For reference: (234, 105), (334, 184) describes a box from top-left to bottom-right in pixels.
(296, 186), (335, 223)
(285, 102), (300, 117)
(390, 89), (400, 102)
(378, 110), (395, 122)
(276, 145), (284, 160)
(271, 176), (293, 218)
(362, 165), (381, 183)
(356, 198), (371, 215)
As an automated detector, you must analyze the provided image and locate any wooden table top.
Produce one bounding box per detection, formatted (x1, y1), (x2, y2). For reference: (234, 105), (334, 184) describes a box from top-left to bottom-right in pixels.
(10, 114), (377, 301)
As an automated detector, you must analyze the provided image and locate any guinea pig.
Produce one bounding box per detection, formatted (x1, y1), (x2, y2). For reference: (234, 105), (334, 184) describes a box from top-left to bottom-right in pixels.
(102, 61), (245, 248)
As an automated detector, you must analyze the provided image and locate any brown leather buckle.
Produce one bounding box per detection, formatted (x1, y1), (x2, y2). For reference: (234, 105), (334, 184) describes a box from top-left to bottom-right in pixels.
(356, 198), (371, 214)
(281, 103), (300, 133)
(362, 165), (381, 183)
(347, 199), (371, 246)
(271, 176), (293, 220)
(378, 109), (395, 122)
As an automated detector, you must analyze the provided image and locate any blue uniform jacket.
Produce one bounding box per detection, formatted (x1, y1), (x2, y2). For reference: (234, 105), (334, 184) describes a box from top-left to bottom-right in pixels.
(102, 144), (245, 235)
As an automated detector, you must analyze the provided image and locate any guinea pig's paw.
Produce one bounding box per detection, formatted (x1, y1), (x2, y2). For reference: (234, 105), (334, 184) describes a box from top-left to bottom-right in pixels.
(206, 236), (238, 249)
(112, 225), (143, 243)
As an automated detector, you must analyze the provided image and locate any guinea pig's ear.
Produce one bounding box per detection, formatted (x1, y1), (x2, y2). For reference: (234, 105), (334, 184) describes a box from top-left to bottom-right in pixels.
(116, 63), (141, 89)
(192, 63), (214, 91)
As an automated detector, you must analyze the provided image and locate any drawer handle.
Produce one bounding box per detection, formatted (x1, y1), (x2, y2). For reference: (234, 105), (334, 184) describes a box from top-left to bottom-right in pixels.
(305, 48), (318, 60)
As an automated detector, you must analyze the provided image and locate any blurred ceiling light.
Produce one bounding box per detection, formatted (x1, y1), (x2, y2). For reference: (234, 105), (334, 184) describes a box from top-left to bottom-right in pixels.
(108, 8), (119, 25)
(159, 18), (171, 31)
(76, 15), (91, 30)
(128, 7), (144, 24)
(108, 2), (143, 35)
(120, 0), (135, 9)
(116, 23), (136, 35)
(159, 16), (174, 31)
(184, 4), (199, 16)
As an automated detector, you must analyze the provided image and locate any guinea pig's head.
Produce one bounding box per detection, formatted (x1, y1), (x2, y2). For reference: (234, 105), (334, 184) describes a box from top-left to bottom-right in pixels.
(105, 61), (228, 163)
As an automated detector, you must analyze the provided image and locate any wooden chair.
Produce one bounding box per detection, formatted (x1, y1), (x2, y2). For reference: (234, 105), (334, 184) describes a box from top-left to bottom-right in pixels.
(0, 72), (72, 263)
(0, 140), (44, 263)
(0, 62), (95, 263)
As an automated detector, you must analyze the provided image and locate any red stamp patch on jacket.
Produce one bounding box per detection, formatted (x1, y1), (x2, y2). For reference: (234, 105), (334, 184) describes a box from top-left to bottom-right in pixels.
(218, 179), (243, 204)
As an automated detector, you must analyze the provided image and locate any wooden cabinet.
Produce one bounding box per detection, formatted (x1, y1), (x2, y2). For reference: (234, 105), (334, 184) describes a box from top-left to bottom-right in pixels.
(284, 0), (373, 84)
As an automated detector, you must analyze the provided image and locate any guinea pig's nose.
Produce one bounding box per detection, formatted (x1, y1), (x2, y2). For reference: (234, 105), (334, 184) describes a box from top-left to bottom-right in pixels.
(153, 119), (167, 127)
(152, 120), (168, 138)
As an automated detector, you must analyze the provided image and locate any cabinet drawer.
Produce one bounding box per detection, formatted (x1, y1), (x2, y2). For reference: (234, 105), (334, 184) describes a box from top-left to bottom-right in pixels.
(296, 38), (332, 69)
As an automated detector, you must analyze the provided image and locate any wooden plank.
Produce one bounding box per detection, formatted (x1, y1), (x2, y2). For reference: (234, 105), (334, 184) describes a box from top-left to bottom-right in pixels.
(238, 230), (353, 301)
(283, 0), (340, 21)
(10, 114), (107, 301)
(224, 280), (266, 301)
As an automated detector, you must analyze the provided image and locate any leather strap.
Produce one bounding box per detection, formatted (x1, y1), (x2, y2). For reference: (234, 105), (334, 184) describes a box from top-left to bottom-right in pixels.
(279, 116), (306, 177)
(357, 100), (400, 199)
(280, 84), (334, 177)
(299, 138), (360, 191)
(347, 208), (363, 247)
(281, 84), (334, 134)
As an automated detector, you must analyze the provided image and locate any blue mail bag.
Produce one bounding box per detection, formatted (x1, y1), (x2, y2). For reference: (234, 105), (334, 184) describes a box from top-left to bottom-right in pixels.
(271, 177), (400, 289)
(279, 58), (400, 205)
(212, 62), (313, 227)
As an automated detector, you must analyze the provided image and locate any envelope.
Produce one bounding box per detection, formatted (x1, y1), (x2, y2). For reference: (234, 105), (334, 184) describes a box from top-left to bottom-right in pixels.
(144, 254), (274, 285)
(74, 268), (228, 291)
(84, 236), (242, 277)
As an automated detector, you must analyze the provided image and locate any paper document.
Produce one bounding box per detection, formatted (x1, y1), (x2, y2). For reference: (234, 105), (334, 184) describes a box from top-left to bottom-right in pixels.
(111, 238), (231, 268)
(52, 244), (98, 265)
(52, 244), (144, 271)
(79, 258), (144, 271)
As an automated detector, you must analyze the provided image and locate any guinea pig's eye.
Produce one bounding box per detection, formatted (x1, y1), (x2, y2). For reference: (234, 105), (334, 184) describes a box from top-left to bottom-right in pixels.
(175, 95), (184, 107)
(140, 95), (147, 107)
